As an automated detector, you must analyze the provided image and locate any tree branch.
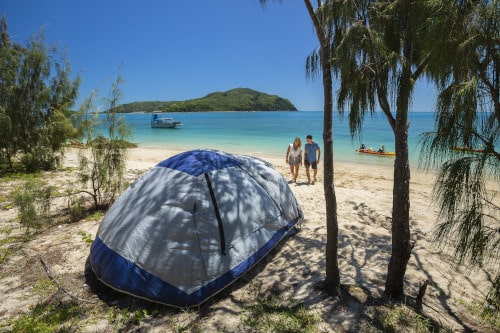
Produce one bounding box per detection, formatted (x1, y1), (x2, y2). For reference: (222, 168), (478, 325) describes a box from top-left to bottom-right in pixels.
(38, 253), (94, 304)
(412, 52), (431, 81)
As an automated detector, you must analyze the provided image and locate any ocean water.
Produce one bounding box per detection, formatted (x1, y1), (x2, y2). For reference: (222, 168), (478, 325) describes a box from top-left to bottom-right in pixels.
(116, 111), (435, 166)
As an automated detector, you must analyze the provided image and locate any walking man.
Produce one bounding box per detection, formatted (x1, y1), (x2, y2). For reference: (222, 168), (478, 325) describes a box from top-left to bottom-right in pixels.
(304, 134), (320, 184)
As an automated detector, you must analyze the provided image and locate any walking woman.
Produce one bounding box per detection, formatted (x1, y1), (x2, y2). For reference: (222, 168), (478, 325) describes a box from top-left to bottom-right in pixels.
(286, 137), (302, 182)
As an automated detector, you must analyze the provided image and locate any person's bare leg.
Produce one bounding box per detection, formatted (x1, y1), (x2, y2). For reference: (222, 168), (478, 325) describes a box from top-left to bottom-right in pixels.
(306, 166), (311, 184)
(293, 165), (299, 181)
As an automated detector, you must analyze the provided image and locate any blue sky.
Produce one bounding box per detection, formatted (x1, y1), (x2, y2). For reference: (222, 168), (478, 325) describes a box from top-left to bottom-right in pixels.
(2, 0), (435, 111)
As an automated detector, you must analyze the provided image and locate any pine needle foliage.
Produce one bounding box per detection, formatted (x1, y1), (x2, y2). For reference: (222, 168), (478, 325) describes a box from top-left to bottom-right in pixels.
(420, 0), (499, 313)
(13, 179), (53, 233)
(76, 72), (130, 210)
(0, 16), (80, 171)
(330, 0), (438, 298)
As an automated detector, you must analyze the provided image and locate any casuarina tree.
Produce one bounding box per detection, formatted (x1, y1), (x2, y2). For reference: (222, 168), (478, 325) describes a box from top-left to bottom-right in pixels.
(421, 0), (500, 311)
(0, 15), (80, 171)
(334, 0), (436, 298)
(260, 0), (342, 295)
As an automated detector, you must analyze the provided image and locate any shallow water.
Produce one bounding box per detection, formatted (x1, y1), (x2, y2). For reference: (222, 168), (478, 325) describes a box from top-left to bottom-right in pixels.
(109, 111), (435, 167)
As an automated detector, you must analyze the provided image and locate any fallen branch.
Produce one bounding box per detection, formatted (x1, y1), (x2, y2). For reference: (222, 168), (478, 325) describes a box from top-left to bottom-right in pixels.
(38, 253), (94, 304)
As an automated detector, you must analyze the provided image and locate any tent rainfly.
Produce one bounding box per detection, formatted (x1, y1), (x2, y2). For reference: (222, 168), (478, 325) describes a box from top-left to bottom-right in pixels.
(90, 149), (303, 307)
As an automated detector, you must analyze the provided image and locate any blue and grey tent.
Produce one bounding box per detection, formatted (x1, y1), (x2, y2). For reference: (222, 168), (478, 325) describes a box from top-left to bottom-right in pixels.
(90, 149), (303, 307)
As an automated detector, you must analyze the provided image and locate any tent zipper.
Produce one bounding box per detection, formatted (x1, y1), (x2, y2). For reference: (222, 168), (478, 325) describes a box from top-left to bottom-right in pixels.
(204, 173), (226, 255)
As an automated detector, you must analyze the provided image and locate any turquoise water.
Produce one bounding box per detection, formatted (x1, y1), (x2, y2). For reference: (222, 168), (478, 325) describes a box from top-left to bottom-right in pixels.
(117, 111), (435, 166)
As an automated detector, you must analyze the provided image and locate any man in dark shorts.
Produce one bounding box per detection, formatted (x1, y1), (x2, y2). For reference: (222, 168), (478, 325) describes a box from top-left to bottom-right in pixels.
(304, 134), (320, 184)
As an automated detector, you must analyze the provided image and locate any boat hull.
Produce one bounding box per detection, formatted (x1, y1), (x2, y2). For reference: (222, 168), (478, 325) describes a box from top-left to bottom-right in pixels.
(151, 122), (182, 128)
(151, 112), (182, 128)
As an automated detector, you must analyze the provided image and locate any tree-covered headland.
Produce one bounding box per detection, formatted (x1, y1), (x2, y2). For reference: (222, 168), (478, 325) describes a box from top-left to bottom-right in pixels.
(111, 87), (298, 113)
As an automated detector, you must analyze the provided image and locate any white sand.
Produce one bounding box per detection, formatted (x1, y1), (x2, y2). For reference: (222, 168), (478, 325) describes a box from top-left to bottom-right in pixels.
(122, 148), (494, 330)
(0, 147), (495, 331)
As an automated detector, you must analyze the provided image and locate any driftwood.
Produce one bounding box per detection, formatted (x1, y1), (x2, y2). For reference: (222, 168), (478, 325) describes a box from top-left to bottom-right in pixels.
(38, 253), (94, 304)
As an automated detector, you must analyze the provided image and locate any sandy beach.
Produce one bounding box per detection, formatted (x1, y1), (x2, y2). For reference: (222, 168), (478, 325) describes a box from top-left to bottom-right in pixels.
(0, 147), (496, 332)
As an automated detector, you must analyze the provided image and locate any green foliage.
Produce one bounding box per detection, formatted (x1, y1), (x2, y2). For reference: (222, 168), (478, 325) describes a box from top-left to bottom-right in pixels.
(68, 196), (86, 221)
(87, 210), (105, 221)
(32, 278), (58, 295)
(107, 307), (152, 330)
(485, 276), (500, 321)
(20, 146), (62, 173)
(0, 106), (12, 166)
(13, 179), (52, 232)
(458, 296), (500, 329)
(432, 155), (498, 266)
(419, 0), (499, 312)
(241, 297), (318, 333)
(10, 301), (84, 333)
(111, 87), (297, 113)
(0, 247), (13, 265)
(0, 234), (29, 264)
(77, 73), (130, 210)
(77, 230), (93, 245)
(87, 135), (137, 148)
(365, 303), (449, 333)
(0, 16), (80, 171)
(326, 0), (438, 298)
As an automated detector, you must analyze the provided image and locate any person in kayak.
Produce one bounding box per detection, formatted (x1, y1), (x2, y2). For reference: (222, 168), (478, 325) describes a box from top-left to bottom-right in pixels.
(378, 145), (385, 153)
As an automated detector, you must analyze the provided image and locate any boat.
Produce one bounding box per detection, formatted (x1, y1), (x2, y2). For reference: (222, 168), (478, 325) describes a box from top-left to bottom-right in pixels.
(355, 148), (396, 157)
(150, 112), (182, 128)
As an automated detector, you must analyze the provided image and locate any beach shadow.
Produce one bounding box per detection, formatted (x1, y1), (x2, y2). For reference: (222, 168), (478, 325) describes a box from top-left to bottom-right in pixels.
(411, 250), (478, 332)
(338, 200), (480, 331)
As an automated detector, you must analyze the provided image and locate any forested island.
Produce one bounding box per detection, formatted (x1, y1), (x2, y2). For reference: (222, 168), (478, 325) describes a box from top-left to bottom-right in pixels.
(112, 88), (298, 113)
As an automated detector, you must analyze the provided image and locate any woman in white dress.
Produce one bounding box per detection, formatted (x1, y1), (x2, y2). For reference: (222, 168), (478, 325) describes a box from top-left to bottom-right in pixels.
(285, 137), (302, 182)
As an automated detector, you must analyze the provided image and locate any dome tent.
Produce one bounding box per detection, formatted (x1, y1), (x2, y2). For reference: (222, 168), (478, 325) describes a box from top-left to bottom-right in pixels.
(90, 149), (303, 307)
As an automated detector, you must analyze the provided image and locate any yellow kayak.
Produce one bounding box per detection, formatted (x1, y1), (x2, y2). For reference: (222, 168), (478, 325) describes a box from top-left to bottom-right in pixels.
(355, 149), (396, 157)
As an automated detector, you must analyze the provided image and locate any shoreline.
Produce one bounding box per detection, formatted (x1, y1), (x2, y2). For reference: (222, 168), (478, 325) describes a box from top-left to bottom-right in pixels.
(114, 111), (429, 168)
(119, 147), (442, 186)
(118, 146), (410, 174)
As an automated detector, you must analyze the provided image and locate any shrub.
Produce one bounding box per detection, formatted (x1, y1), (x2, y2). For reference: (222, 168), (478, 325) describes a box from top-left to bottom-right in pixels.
(13, 179), (52, 232)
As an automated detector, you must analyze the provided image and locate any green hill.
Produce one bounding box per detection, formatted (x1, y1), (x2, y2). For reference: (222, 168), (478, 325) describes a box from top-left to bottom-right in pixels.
(113, 88), (297, 113)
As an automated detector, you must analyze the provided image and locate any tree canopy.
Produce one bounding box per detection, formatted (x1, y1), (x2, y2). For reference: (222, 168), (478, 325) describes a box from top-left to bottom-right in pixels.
(420, 0), (499, 311)
(0, 15), (80, 171)
(329, 0), (439, 298)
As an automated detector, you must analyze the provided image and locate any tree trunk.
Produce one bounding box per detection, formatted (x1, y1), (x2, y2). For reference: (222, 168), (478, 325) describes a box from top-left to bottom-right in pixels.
(302, 0), (340, 295)
(321, 42), (341, 294)
(384, 59), (413, 298)
(384, 121), (412, 298)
